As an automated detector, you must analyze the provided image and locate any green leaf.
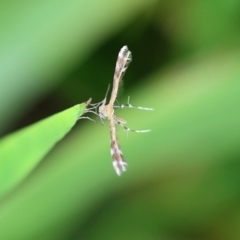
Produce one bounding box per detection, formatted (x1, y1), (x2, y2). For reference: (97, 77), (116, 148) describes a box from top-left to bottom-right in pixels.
(0, 102), (87, 198)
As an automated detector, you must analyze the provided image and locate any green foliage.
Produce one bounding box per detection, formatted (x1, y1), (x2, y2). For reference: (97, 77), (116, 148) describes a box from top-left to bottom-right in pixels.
(0, 0), (240, 239)
(0, 104), (86, 198)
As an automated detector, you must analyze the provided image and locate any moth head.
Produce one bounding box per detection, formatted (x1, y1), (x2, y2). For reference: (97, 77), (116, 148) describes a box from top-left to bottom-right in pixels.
(98, 98), (108, 119)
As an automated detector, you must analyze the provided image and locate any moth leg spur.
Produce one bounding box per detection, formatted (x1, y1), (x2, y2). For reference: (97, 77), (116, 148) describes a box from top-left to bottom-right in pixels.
(115, 96), (154, 111)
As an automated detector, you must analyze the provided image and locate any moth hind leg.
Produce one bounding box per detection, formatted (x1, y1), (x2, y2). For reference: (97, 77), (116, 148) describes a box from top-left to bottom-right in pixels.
(114, 118), (151, 133)
(114, 96), (154, 111)
(122, 125), (151, 133)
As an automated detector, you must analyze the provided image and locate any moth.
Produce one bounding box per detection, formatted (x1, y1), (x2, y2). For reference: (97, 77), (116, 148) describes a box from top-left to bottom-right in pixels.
(97, 46), (153, 176)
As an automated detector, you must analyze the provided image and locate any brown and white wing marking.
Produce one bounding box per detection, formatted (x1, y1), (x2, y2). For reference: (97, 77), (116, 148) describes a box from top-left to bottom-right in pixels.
(109, 46), (132, 106)
(109, 116), (127, 175)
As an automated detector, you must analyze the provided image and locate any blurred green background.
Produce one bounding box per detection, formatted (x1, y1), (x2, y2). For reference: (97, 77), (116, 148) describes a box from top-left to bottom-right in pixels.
(0, 0), (240, 239)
